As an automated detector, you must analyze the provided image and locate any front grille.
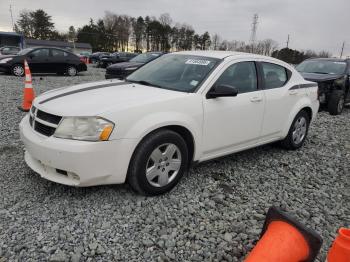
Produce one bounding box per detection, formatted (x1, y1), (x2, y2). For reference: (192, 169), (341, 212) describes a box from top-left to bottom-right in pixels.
(30, 108), (62, 137)
(34, 121), (56, 136)
(36, 110), (62, 125)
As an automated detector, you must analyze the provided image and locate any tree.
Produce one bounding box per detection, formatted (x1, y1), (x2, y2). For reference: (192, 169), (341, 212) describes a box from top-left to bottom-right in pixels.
(132, 16), (145, 52)
(15, 9), (55, 40)
(211, 33), (221, 50)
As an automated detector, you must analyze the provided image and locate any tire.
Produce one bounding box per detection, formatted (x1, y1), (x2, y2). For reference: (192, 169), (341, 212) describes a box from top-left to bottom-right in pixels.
(127, 129), (189, 196)
(12, 64), (24, 77)
(66, 65), (77, 76)
(328, 90), (345, 115)
(281, 110), (310, 150)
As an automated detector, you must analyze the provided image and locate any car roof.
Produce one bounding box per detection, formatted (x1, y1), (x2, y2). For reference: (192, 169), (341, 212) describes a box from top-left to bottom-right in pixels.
(175, 50), (275, 60)
(305, 57), (349, 63)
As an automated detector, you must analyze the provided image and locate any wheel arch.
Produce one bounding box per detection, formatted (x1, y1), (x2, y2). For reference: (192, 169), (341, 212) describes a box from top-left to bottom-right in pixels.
(131, 125), (196, 166)
(282, 101), (314, 137)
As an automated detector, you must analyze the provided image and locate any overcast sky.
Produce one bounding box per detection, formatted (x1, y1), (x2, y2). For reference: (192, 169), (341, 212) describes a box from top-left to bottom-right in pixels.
(0, 0), (349, 57)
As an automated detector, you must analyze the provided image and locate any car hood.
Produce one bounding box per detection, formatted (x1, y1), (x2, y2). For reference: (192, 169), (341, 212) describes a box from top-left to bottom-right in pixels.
(107, 61), (144, 70)
(34, 80), (188, 116)
(300, 72), (344, 82)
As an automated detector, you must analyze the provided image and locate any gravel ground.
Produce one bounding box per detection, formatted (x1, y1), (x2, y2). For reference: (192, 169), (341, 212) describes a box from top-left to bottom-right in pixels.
(0, 66), (349, 261)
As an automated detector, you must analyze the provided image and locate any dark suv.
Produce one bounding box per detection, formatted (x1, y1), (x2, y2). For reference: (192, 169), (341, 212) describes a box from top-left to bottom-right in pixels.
(0, 47), (87, 76)
(297, 58), (350, 115)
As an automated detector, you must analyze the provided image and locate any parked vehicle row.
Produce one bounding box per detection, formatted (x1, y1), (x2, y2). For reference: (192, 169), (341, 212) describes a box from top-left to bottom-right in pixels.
(0, 47), (87, 76)
(105, 52), (164, 79)
(20, 51), (319, 195)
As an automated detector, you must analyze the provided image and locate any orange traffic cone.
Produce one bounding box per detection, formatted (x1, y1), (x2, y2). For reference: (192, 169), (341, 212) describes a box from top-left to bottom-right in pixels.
(244, 206), (322, 262)
(18, 60), (35, 112)
(327, 228), (350, 262)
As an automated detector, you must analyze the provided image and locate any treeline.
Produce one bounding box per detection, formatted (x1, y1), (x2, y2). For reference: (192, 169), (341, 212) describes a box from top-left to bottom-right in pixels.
(272, 48), (332, 64)
(76, 13), (211, 52)
(14, 8), (333, 62)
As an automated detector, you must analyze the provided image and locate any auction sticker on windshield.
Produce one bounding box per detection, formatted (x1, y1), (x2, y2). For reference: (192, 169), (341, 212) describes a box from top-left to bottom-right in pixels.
(185, 59), (211, 66)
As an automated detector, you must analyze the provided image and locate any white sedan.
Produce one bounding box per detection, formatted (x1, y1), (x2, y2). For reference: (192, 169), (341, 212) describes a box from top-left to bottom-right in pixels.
(20, 51), (319, 195)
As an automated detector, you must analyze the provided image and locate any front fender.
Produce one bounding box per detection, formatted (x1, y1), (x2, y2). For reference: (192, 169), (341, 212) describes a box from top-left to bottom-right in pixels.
(122, 111), (202, 161)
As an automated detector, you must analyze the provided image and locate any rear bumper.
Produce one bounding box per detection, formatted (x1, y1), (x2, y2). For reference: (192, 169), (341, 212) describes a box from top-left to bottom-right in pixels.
(78, 63), (87, 72)
(19, 115), (137, 187)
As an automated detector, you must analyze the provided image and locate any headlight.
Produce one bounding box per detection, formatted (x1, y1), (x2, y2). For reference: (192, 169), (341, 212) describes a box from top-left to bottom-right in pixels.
(0, 58), (13, 64)
(334, 76), (346, 87)
(125, 67), (138, 71)
(54, 117), (114, 141)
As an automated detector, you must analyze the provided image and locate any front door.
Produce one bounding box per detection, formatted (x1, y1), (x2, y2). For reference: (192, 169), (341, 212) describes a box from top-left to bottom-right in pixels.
(26, 48), (50, 73)
(202, 61), (265, 159)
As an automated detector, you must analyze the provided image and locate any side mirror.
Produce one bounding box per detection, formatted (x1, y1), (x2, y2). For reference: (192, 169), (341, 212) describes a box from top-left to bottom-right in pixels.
(206, 84), (239, 99)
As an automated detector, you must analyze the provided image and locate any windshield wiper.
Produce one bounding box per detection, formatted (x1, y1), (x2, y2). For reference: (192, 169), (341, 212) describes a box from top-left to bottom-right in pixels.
(128, 80), (163, 89)
(310, 71), (329, 74)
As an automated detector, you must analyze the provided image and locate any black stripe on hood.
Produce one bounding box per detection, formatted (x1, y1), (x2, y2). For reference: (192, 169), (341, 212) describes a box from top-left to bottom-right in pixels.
(39, 81), (130, 104)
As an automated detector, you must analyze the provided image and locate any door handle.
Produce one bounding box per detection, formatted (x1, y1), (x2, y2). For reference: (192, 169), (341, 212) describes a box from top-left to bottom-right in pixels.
(289, 90), (298, 95)
(250, 96), (262, 102)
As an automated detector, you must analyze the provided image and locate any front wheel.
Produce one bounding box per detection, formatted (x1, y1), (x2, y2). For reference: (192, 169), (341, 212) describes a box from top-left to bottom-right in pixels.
(127, 129), (189, 196)
(281, 110), (310, 150)
(66, 65), (77, 76)
(328, 90), (345, 115)
(12, 64), (25, 76)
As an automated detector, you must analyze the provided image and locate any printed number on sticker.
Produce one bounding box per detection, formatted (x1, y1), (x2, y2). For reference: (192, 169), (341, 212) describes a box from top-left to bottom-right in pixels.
(186, 59), (211, 66)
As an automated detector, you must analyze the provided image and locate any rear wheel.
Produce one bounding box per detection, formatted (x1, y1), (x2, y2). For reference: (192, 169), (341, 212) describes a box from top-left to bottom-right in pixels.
(66, 65), (77, 76)
(12, 64), (24, 76)
(127, 129), (188, 196)
(328, 90), (345, 115)
(281, 110), (310, 150)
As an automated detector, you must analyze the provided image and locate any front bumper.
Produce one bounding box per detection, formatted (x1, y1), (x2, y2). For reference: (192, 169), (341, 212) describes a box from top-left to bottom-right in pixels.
(0, 63), (11, 73)
(19, 115), (137, 187)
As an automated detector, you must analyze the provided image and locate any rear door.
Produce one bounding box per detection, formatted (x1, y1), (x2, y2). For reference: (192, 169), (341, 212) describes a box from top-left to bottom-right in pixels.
(259, 61), (305, 139)
(26, 48), (50, 73)
(50, 49), (68, 73)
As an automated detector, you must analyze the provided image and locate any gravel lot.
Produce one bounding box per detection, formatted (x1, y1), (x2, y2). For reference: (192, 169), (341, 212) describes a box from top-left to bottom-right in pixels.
(0, 66), (349, 261)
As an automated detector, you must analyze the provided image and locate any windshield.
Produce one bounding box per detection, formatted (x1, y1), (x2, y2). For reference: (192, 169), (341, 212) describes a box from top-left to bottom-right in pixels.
(17, 48), (33, 55)
(296, 60), (347, 75)
(127, 54), (220, 92)
(130, 53), (162, 63)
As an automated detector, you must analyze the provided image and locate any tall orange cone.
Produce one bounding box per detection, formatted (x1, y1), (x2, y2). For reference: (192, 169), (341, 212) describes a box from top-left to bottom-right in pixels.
(327, 228), (350, 262)
(244, 207), (322, 262)
(18, 60), (35, 112)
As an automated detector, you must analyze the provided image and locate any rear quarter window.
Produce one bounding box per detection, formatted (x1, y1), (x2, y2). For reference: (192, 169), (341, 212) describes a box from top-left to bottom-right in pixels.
(261, 62), (291, 89)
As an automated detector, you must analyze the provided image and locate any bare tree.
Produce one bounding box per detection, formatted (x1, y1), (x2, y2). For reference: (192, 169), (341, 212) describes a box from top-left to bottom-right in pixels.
(211, 33), (221, 50)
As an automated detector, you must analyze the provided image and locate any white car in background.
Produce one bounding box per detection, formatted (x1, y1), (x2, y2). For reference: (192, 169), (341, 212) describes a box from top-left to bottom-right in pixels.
(20, 51), (319, 195)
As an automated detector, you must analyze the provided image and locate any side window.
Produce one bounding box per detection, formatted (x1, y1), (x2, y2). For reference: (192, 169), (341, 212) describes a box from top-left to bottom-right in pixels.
(30, 49), (49, 58)
(261, 62), (288, 89)
(215, 62), (258, 94)
(51, 49), (64, 57)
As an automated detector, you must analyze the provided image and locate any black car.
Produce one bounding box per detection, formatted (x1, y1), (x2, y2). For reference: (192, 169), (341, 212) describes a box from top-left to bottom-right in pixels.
(98, 52), (138, 68)
(297, 58), (350, 115)
(0, 47), (87, 77)
(105, 52), (164, 79)
(0, 46), (20, 55)
(89, 52), (110, 64)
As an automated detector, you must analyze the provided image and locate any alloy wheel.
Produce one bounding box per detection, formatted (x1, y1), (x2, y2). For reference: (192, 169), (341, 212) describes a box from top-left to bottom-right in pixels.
(292, 116), (307, 145)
